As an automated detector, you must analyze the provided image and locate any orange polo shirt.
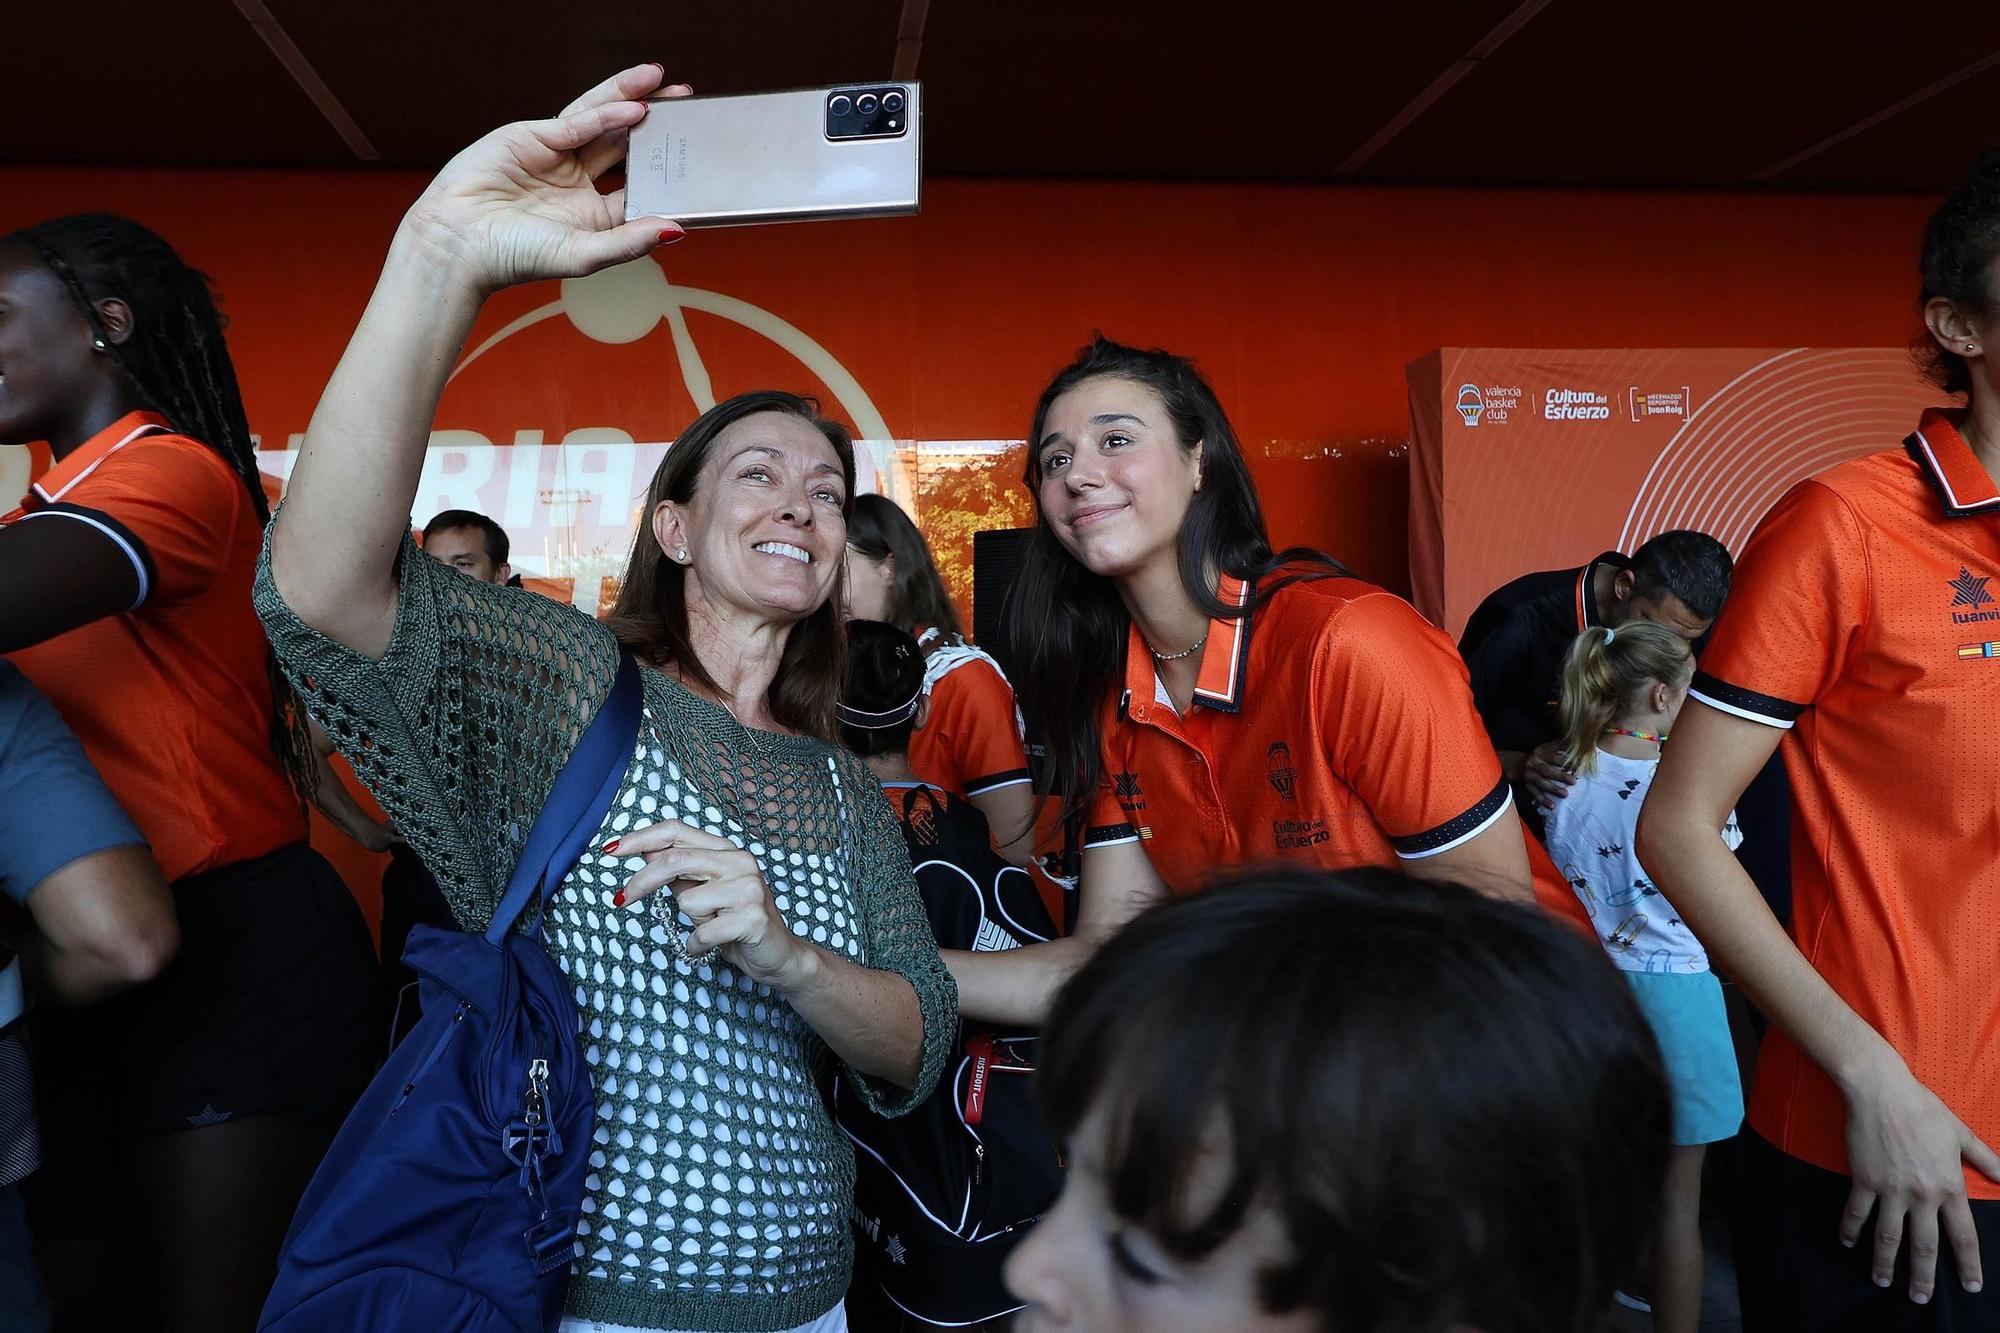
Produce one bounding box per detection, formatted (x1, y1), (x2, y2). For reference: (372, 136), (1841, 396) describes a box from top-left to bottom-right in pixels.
(907, 632), (1032, 800)
(3, 411), (302, 882)
(1692, 408), (2000, 1197)
(1083, 570), (1586, 927)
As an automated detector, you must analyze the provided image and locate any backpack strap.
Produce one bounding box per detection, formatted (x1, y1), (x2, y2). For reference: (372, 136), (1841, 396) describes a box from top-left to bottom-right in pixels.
(485, 653), (642, 946)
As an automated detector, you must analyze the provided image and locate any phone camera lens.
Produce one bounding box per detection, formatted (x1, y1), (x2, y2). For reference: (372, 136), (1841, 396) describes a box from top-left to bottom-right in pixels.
(882, 91), (906, 114)
(828, 94), (853, 117)
(856, 93), (880, 116)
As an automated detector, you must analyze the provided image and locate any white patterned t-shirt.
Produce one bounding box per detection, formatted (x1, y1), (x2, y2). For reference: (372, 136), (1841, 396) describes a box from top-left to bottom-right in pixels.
(1543, 748), (1742, 974)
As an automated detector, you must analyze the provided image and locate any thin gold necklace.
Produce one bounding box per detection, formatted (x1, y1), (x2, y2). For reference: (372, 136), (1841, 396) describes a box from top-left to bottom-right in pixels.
(1147, 631), (1208, 662)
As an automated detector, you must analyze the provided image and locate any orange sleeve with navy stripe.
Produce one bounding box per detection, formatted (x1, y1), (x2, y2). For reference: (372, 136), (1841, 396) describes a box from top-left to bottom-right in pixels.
(55, 438), (244, 607)
(1315, 593), (1510, 856)
(1694, 481), (1869, 726)
(911, 659), (1031, 797)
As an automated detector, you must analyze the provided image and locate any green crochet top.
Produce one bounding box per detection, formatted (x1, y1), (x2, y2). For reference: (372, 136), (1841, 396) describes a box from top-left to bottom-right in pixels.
(254, 531), (955, 1332)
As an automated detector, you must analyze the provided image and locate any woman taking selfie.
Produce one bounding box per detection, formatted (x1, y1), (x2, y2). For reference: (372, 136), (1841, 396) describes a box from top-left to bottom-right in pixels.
(843, 494), (1039, 865)
(949, 337), (1585, 1025)
(255, 67), (952, 1333)
(0, 213), (377, 1330)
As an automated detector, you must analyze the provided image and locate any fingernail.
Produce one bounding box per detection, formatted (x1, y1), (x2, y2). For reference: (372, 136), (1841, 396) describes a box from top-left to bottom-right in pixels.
(658, 229), (684, 246)
(612, 891), (625, 907)
(604, 838), (621, 854)
(648, 62), (664, 75)
(1876, 1276), (1893, 1288)
(1969, 1281), (1984, 1293)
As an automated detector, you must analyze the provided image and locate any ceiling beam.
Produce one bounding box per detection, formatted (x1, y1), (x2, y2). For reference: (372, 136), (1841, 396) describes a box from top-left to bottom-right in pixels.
(893, 0), (931, 80)
(230, 0), (380, 161)
(1752, 46), (2000, 183)
(1335, 0), (1550, 176)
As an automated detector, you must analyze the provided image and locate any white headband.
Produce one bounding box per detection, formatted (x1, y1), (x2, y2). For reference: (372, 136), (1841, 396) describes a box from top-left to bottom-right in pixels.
(836, 688), (923, 730)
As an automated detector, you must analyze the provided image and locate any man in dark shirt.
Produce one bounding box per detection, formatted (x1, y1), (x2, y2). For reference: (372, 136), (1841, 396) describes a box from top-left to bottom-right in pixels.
(1461, 531), (1732, 813)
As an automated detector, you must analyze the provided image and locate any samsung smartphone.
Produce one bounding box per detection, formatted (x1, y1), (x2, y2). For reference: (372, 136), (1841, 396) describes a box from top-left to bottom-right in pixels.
(624, 83), (922, 228)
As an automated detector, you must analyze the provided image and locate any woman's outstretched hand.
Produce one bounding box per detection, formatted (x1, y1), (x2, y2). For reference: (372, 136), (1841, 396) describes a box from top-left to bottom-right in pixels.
(401, 63), (691, 293)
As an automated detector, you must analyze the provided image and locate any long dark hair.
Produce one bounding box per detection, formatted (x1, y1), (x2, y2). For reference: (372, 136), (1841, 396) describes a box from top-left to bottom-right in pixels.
(6, 213), (316, 799)
(1042, 866), (1668, 1332)
(847, 493), (963, 639)
(605, 390), (856, 742)
(1918, 146), (2000, 396)
(1006, 336), (1343, 825)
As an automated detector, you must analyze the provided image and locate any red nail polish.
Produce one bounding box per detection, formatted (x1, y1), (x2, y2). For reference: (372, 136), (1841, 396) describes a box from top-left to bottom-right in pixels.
(612, 891), (626, 907)
(604, 838), (621, 854)
(657, 229), (684, 246)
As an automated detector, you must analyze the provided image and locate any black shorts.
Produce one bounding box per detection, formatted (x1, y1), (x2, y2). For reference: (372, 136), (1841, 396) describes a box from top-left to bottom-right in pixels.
(26, 842), (378, 1230)
(1735, 1130), (2000, 1332)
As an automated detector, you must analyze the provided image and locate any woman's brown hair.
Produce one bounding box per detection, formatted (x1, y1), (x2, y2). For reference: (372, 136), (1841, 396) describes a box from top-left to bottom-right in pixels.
(605, 390), (856, 741)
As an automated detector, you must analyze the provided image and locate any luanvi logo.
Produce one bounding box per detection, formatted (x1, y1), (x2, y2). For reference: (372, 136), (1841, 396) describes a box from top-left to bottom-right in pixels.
(1949, 567), (2000, 625)
(1112, 770), (1145, 812)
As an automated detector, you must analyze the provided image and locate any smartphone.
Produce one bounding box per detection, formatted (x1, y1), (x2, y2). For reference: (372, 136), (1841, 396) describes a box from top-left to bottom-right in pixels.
(624, 83), (922, 228)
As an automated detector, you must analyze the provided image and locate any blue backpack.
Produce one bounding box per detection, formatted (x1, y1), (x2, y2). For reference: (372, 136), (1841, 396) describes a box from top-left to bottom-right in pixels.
(260, 655), (641, 1332)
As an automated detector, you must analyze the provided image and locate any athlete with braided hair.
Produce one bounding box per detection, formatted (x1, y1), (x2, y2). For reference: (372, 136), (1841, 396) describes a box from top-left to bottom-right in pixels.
(0, 213), (377, 1331)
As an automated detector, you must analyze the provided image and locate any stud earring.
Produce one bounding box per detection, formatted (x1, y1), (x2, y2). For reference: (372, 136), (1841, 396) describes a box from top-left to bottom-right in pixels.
(1969, 342), (1979, 353)
(674, 547), (689, 563)
(91, 337), (106, 351)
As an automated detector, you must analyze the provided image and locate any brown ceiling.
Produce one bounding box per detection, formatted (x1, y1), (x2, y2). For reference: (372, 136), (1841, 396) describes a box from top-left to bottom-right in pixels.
(8, 1), (1999, 190)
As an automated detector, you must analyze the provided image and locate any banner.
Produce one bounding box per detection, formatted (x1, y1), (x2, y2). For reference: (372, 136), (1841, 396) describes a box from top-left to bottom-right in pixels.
(1407, 348), (1938, 637)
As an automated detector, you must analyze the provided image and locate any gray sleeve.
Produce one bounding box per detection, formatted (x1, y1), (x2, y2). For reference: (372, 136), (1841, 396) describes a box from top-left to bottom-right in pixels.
(253, 521), (621, 929)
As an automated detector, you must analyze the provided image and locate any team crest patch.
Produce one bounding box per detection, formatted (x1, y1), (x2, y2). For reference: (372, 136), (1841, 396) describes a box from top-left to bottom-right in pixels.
(1266, 741), (1298, 801)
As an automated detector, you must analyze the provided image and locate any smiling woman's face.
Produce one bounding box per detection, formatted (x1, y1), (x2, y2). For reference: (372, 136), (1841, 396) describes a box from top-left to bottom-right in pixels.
(1033, 376), (1203, 583)
(656, 409), (848, 629)
(1003, 1105), (1316, 1333)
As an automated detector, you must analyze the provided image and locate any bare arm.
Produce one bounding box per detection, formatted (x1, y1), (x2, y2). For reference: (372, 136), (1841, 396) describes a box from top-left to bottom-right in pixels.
(1404, 802), (1535, 904)
(19, 846), (178, 1005)
(0, 518), (143, 653)
(1639, 702), (2000, 1304)
(776, 948), (926, 1089)
(267, 65), (681, 656)
(946, 838), (1168, 1026)
(969, 783), (1038, 867)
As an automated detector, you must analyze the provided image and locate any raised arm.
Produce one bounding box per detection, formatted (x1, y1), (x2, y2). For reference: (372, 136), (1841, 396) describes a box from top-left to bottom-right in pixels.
(268, 65), (685, 656)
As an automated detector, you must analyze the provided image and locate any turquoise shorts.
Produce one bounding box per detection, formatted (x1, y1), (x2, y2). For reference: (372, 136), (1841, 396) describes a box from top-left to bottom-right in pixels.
(1624, 969), (1745, 1146)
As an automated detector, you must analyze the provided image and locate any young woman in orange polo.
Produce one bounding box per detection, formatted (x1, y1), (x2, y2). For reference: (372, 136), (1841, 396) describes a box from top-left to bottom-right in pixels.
(1641, 151), (2000, 1329)
(946, 337), (1584, 1024)
(842, 493), (1040, 867)
(0, 214), (377, 1330)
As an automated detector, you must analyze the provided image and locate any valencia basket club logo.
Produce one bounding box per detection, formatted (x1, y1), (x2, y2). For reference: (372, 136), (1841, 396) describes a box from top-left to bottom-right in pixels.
(1266, 741), (1298, 801)
(1456, 383), (1486, 427)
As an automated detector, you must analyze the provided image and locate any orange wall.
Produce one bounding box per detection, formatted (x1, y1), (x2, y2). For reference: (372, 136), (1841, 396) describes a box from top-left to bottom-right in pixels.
(0, 168), (1940, 591)
(0, 167), (1941, 916)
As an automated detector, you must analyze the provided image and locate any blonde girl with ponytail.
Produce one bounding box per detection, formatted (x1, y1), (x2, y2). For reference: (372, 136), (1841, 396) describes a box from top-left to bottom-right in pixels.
(1545, 619), (1743, 1333)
